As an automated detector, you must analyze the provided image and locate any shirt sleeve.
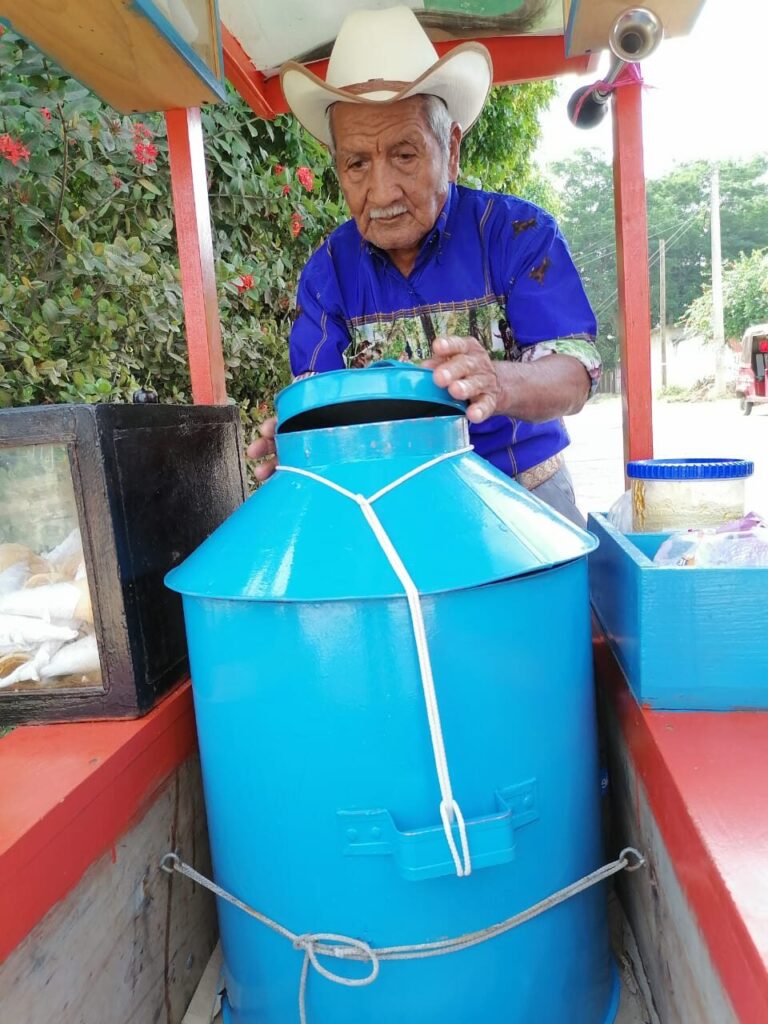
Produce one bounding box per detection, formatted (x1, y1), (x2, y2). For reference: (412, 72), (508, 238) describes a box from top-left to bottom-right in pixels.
(289, 241), (351, 377)
(494, 203), (602, 395)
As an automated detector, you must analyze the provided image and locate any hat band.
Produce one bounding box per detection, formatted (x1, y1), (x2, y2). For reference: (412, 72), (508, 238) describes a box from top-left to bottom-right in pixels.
(340, 79), (412, 96)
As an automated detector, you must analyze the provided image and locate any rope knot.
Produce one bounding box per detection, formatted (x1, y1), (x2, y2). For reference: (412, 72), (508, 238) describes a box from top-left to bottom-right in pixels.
(296, 933), (380, 987)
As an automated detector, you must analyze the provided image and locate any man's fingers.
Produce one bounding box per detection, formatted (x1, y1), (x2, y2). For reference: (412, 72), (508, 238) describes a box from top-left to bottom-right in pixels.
(258, 415), (277, 439)
(466, 393), (497, 423)
(253, 457), (277, 482)
(432, 352), (479, 388)
(432, 335), (475, 359)
(246, 436), (276, 461)
(447, 372), (496, 401)
(247, 415), (279, 481)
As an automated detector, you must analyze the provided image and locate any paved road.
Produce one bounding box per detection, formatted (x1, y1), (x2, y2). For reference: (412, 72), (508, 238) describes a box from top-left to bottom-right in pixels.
(564, 396), (768, 520)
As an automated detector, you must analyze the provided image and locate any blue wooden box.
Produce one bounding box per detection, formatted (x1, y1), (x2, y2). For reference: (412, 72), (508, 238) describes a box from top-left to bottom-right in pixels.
(588, 512), (768, 711)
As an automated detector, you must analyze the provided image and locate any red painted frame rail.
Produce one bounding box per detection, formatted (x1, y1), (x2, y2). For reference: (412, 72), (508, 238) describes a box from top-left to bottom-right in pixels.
(596, 637), (768, 1023)
(0, 682), (197, 963)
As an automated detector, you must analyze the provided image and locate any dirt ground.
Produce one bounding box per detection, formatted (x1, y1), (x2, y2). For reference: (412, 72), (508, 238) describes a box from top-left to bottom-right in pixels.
(564, 396), (768, 521)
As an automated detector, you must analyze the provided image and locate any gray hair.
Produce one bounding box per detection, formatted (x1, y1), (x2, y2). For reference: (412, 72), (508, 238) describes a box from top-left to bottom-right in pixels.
(326, 94), (453, 158)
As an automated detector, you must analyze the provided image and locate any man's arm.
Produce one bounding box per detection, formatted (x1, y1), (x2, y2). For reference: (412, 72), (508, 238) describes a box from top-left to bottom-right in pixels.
(427, 335), (591, 424)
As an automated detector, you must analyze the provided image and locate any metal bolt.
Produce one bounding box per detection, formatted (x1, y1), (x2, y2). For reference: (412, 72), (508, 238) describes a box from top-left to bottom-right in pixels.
(346, 828), (359, 842)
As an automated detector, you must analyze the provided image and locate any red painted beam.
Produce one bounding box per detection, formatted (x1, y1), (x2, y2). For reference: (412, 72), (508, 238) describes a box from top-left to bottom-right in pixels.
(222, 25), (275, 120)
(166, 107), (228, 406)
(258, 35), (597, 115)
(612, 82), (653, 464)
(595, 639), (768, 1024)
(0, 683), (198, 962)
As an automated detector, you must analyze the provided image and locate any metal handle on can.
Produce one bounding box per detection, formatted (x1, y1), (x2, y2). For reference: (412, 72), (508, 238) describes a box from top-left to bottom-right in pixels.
(337, 779), (538, 882)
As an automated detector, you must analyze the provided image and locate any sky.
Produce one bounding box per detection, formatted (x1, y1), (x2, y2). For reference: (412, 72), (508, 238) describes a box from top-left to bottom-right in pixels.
(535, 0), (768, 179)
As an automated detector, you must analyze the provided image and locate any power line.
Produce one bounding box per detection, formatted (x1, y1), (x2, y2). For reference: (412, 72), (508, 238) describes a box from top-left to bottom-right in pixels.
(588, 211), (702, 321)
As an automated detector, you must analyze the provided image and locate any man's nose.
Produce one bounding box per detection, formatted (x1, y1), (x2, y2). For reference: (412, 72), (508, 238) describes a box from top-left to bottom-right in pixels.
(367, 158), (401, 206)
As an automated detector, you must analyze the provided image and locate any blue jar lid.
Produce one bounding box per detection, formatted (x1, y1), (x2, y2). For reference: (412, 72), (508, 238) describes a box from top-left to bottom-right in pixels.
(626, 458), (754, 480)
(276, 362), (466, 432)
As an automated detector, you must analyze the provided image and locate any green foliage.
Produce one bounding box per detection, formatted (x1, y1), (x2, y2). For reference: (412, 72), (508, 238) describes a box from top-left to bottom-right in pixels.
(461, 82), (558, 210)
(549, 149), (768, 370)
(550, 150), (618, 368)
(682, 249), (768, 340)
(0, 31), (338, 425)
(0, 31), (555, 422)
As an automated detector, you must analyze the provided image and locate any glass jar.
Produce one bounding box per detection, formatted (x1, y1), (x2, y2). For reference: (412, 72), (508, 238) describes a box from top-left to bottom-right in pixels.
(627, 458), (753, 532)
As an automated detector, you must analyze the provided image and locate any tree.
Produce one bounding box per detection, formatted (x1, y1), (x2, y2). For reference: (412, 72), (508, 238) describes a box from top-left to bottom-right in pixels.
(549, 150), (768, 372)
(682, 249), (768, 340)
(550, 150), (618, 369)
(461, 82), (558, 210)
(0, 30), (343, 417)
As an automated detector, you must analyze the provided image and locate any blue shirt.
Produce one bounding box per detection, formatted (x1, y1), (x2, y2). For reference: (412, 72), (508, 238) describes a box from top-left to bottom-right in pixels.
(289, 184), (599, 476)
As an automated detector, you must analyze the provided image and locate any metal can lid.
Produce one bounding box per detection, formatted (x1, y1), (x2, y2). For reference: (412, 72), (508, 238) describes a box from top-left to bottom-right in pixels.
(275, 362), (466, 433)
(626, 458), (754, 480)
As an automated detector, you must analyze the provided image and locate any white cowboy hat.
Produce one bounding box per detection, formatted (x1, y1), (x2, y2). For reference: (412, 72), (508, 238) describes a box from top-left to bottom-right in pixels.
(280, 6), (493, 147)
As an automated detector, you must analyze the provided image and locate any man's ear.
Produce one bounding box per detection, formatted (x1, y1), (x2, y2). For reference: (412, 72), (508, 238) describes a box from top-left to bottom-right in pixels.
(447, 122), (462, 183)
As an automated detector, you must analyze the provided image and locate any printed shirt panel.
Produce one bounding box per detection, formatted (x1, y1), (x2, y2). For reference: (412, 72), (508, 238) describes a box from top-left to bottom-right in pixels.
(289, 184), (600, 477)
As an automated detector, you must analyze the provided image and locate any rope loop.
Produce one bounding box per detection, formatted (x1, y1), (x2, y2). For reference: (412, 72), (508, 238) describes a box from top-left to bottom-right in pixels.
(620, 846), (645, 872)
(160, 851), (179, 874)
(295, 933), (380, 987)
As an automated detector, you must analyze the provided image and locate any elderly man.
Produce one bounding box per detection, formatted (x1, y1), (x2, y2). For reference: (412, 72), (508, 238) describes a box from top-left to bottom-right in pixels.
(249, 5), (600, 525)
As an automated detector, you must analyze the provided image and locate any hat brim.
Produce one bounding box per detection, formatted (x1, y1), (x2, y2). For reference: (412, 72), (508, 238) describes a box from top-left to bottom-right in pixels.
(280, 42), (493, 147)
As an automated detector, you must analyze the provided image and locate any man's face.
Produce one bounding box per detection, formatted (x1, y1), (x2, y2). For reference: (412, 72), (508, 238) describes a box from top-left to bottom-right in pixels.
(331, 97), (461, 272)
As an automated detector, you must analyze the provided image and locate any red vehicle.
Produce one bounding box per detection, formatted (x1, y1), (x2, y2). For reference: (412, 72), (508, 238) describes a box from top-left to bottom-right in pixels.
(735, 323), (768, 414)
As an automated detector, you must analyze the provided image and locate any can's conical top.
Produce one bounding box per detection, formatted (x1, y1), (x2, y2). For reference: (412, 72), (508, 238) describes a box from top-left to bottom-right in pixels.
(166, 364), (595, 602)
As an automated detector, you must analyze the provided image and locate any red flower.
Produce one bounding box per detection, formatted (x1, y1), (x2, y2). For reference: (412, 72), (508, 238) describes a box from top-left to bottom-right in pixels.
(112, 175), (123, 189)
(0, 134), (31, 166)
(132, 122), (153, 140)
(133, 141), (158, 166)
(273, 164), (284, 175)
(40, 107), (52, 123)
(291, 212), (303, 238)
(0, 26), (5, 37)
(282, 184), (291, 196)
(297, 166), (314, 192)
(237, 274), (254, 294)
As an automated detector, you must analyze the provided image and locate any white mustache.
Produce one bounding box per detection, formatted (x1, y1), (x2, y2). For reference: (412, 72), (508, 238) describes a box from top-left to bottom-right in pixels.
(369, 203), (408, 220)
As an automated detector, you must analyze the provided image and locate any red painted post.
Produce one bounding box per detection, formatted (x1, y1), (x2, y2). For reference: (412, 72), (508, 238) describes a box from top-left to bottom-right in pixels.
(612, 82), (653, 464)
(166, 107), (227, 405)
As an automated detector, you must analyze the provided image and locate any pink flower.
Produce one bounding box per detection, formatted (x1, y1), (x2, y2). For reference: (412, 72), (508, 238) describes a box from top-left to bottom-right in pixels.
(40, 107), (52, 123)
(237, 274), (254, 294)
(297, 166), (314, 192)
(282, 184), (291, 196)
(133, 141), (158, 166)
(291, 212), (303, 238)
(112, 175), (123, 189)
(132, 122), (153, 140)
(0, 134), (31, 166)
(273, 164), (284, 175)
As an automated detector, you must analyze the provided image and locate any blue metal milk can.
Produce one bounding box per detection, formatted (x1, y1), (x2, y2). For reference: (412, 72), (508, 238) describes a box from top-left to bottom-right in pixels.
(167, 364), (617, 1024)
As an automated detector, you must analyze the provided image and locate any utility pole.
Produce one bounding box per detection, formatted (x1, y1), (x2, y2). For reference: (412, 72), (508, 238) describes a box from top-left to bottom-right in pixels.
(710, 164), (727, 392)
(659, 237), (667, 389)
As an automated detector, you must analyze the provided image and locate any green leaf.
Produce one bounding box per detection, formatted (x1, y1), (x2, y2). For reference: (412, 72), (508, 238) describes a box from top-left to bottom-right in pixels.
(41, 298), (59, 323)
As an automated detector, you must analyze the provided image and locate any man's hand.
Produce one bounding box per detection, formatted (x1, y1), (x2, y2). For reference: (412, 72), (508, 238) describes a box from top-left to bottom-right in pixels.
(246, 416), (278, 481)
(427, 337), (592, 424)
(425, 335), (502, 423)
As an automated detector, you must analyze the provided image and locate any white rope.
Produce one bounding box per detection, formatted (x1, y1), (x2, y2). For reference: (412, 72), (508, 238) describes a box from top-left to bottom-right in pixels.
(277, 446), (473, 877)
(161, 847), (645, 1024)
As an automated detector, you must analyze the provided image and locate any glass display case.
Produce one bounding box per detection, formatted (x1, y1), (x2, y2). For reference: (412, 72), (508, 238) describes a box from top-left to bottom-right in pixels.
(0, 444), (102, 694)
(0, 404), (245, 725)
